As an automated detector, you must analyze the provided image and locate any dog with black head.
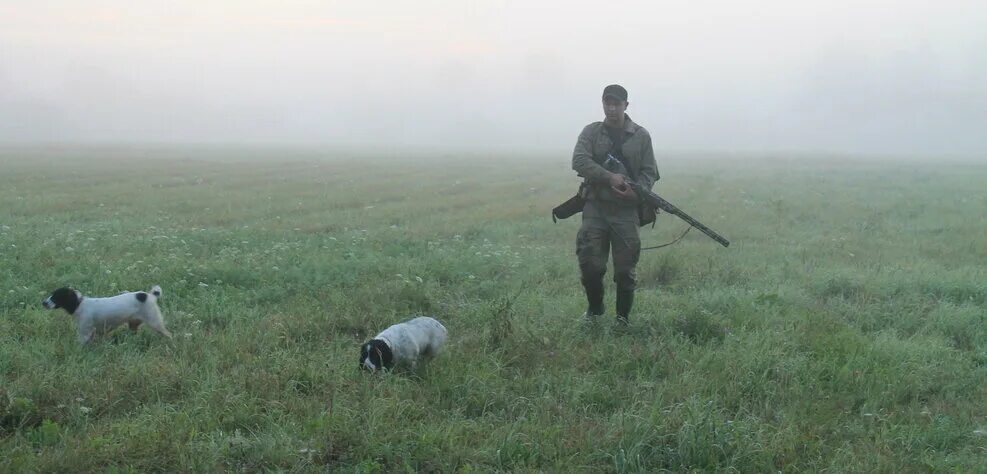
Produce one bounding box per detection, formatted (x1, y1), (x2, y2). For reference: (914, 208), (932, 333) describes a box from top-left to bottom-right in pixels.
(43, 285), (171, 344)
(359, 316), (447, 372)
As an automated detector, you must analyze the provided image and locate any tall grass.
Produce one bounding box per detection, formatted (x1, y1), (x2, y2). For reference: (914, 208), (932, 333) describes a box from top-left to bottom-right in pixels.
(1, 148), (985, 471)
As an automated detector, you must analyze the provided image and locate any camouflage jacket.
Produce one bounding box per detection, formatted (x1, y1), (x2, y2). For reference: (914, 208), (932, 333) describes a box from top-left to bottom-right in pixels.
(571, 114), (658, 204)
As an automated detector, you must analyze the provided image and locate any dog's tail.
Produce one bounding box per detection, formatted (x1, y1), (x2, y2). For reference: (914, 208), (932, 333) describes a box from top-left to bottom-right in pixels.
(149, 285), (162, 299)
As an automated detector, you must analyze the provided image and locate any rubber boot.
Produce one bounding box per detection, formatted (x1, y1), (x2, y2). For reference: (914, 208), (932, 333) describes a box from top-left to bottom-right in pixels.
(616, 288), (634, 325)
(582, 277), (605, 317)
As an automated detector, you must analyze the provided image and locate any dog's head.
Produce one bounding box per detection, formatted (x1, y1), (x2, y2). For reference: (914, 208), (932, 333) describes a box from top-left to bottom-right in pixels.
(359, 339), (394, 372)
(42, 287), (83, 314)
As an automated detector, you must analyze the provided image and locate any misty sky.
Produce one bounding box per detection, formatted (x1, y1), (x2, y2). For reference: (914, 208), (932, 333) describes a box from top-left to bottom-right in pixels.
(1, 1), (984, 156)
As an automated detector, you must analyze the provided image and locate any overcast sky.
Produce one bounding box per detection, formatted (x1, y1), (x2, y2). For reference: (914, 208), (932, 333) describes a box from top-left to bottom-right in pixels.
(1, 0), (984, 156)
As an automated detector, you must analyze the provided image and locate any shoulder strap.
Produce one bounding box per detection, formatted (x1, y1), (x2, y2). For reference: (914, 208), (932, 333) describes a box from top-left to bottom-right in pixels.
(607, 127), (636, 181)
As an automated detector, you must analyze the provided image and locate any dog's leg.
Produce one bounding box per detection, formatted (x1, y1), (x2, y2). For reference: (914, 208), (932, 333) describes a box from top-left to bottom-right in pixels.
(146, 320), (172, 338)
(421, 343), (438, 359)
(142, 304), (172, 339)
(78, 326), (95, 345)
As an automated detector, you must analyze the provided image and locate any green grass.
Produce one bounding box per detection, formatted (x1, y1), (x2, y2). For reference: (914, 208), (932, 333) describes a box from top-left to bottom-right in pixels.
(1, 147), (985, 472)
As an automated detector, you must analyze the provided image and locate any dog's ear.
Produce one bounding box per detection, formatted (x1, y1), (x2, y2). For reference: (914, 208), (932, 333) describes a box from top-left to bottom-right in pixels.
(375, 341), (395, 370)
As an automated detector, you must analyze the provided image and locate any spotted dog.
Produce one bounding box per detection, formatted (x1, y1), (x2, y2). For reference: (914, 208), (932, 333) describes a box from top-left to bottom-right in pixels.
(43, 285), (172, 344)
(359, 316), (447, 372)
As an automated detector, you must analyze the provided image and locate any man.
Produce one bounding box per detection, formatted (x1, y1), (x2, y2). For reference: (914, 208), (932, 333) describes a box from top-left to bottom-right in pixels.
(571, 84), (658, 325)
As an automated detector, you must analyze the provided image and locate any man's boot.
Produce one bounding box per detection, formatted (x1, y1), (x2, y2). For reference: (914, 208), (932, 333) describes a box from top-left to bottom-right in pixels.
(582, 278), (605, 321)
(615, 288), (634, 325)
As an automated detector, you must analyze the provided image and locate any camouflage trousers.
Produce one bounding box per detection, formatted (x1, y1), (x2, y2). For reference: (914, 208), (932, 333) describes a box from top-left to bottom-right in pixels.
(576, 201), (641, 316)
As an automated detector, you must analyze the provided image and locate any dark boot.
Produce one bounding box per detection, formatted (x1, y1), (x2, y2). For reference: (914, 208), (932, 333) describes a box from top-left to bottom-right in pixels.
(616, 288), (634, 325)
(582, 277), (605, 316)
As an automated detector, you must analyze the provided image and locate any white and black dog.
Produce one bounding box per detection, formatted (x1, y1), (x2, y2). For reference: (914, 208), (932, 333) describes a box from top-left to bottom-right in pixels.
(43, 285), (172, 344)
(359, 316), (447, 372)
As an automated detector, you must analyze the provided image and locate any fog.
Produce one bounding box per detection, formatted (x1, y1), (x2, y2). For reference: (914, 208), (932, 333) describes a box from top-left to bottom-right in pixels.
(1, 1), (984, 157)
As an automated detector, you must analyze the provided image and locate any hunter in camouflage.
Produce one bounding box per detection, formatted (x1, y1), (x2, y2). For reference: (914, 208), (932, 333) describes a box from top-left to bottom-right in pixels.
(571, 84), (658, 325)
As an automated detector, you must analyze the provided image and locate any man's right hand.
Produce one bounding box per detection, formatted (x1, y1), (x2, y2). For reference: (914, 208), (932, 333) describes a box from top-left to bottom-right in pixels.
(607, 173), (626, 188)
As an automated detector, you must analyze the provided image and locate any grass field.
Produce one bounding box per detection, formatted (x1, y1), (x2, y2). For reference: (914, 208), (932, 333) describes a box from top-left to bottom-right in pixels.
(1, 147), (985, 472)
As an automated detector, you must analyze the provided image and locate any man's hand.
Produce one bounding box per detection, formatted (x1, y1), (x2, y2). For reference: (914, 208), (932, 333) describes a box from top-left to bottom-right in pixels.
(611, 181), (638, 201)
(607, 172), (626, 189)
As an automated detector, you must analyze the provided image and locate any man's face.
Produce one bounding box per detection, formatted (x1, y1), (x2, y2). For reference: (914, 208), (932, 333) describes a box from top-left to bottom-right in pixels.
(602, 97), (627, 122)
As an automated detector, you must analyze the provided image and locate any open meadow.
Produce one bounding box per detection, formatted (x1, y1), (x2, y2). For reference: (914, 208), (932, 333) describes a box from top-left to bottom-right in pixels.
(1, 147), (985, 472)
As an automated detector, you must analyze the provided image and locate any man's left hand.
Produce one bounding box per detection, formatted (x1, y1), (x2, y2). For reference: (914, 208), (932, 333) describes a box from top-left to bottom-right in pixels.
(611, 183), (638, 201)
